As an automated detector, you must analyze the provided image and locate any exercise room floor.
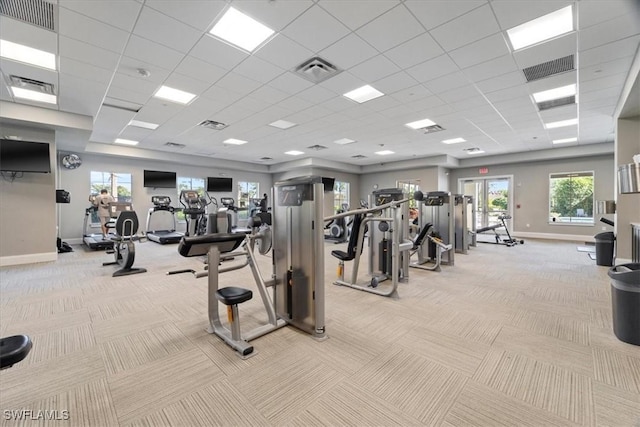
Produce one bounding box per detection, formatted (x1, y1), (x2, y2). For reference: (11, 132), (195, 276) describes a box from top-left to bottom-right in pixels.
(1, 237), (639, 426)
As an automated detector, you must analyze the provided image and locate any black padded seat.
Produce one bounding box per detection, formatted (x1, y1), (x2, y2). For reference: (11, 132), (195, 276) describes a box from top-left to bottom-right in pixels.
(413, 222), (433, 249)
(476, 224), (501, 233)
(331, 214), (364, 262)
(0, 335), (32, 369)
(216, 287), (253, 306)
(178, 233), (246, 257)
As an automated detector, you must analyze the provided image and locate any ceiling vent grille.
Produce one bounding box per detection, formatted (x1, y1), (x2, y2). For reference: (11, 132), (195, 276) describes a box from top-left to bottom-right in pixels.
(294, 57), (341, 84)
(536, 95), (575, 111)
(351, 155), (367, 159)
(164, 142), (185, 149)
(523, 55), (574, 82)
(9, 75), (55, 94)
(307, 144), (328, 151)
(259, 157), (273, 161)
(420, 124), (445, 134)
(463, 147), (483, 154)
(0, 0), (55, 31)
(198, 120), (228, 130)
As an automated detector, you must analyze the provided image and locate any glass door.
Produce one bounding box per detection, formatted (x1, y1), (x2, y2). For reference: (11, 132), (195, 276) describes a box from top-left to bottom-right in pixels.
(461, 177), (512, 230)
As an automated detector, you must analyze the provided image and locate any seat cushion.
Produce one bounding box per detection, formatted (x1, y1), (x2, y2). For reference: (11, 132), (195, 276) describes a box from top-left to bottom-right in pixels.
(216, 287), (253, 305)
(331, 250), (355, 261)
(0, 335), (32, 369)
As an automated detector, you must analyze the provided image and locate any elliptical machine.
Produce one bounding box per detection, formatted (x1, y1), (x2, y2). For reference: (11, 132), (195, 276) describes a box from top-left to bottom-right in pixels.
(102, 203), (147, 277)
(219, 197), (238, 229)
(180, 190), (208, 236)
(325, 203), (350, 243)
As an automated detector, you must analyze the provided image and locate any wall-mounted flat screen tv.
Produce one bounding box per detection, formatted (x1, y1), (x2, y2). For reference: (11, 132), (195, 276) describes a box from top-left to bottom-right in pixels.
(207, 177), (233, 192)
(0, 139), (51, 173)
(143, 170), (177, 188)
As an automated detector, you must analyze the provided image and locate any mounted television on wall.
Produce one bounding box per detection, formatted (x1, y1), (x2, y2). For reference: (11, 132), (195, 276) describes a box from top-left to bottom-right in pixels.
(207, 177), (233, 192)
(0, 139), (51, 173)
(143, 170), (177, 188)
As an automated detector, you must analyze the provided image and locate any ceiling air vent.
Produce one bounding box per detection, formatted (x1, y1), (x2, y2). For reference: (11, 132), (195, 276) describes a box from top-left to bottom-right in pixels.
(351, 155), (367, 159)
(537, 95), (575, 111)
(295, 57), (341, 84)
(164, 142), (185, 149)
(0, 0), (55, 31)
(198, 120), (228, 130)
(9, 75), (55, 94)
(420, 124), (445, 134)
(523, 55), (574, 82)
(307, 144), (328, 151)
(259, 157), (273, 161)
(463, 147), (483, 154)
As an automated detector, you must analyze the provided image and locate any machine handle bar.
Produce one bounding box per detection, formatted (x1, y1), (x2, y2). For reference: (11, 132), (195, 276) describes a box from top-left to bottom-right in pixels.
(324, 197), (410, 222)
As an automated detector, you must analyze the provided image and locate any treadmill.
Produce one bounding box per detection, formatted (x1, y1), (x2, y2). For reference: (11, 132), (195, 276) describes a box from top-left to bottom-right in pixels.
(146, 196), (184, 244)
(83, 196), (113, 250)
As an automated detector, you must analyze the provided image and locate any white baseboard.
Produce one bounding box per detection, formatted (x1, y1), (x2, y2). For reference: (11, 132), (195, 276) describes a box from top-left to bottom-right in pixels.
(513, 231), (595, 242)
(0, 251), (57, 267)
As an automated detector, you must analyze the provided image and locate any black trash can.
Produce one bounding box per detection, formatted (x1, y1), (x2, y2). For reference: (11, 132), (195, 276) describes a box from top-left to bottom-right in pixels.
(608, 263), (640, 346)
(595, 231), (615, 266)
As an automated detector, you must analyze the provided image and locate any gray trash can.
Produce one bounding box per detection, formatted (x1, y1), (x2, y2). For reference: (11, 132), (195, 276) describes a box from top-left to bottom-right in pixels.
(608, 263), (640, 346)
(595, 231), (615, 266)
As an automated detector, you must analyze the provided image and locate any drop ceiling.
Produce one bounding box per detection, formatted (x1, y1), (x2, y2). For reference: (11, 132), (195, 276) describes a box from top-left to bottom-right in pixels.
(1, 0), (639, 172)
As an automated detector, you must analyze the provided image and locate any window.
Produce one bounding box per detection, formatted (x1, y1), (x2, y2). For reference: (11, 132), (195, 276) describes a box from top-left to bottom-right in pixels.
(237, 181), (259, 220)
(334, 181), (350, 212)
(89, 171), (132, 224)
(397, 180), (420, 208)
(549, 171), (594, 224)
(177, 176), (205, 220)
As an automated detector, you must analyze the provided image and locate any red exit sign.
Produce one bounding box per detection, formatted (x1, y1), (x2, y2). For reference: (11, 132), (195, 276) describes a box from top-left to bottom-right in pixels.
(479, 167), (489, 174)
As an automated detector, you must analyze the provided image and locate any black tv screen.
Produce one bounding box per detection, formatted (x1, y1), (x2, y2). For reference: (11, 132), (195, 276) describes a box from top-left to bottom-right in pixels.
(143, 170), (176, 188)
(207, 177), (233, 192)
(0, 139), (51, 173)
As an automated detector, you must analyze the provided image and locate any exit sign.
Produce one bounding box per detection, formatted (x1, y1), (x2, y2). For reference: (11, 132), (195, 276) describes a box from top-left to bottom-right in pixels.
(479, 167), (489, 174)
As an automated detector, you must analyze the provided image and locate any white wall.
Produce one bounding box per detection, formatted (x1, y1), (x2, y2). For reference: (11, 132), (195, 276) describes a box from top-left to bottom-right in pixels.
(58, 152), (273, 241)
(615, 117), (640, 261)
(359, 166), (442, 200)
(0, 126), (57, 265)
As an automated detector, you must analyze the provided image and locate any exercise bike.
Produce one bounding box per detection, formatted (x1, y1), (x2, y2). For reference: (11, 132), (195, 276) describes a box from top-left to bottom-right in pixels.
(103, 209), (147, 277)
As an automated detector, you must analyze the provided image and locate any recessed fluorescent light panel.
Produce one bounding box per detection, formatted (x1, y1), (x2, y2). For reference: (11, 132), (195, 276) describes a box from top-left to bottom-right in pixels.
(442, 137), (466, 144)
(209, 7), (275, 52)
(154, 85), (196, 105)
(343, 85), (384, 103)
(507, 5), (573, 50)
(223, 138), (248, 145)
(114, 138), (139, 146)
(0, 40), (56, 70)
(269, 120), (297, 129)
(375, 150), (394, 155)
(405, 118), (436, 130)
(11, 87), (56, 104)
(128, 120), (159, 130)
(532, 84), (576, 103)
(552, 137), (577, 144)
(334, 138), (356, 145)
(544, 118), (578, 129)
(285, 150), (304, 156)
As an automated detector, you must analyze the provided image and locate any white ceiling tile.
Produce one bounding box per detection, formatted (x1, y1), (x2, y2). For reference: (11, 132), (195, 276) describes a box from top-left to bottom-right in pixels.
(348, 55), (401, 83)
(296, 85), (338, 105)
(526, 70), (576, 94)
(59, 57), (114, 84)
(407, 54), (460, 83)
(405, 1), (486, 30)
(144, 0), (226, 31)
(429, 4), (501, 51)
(214, 73), (262, 96)
(319, 33), (379, 70)
(423, 72), (470, 94)
(383, 33), (444, 69)
(438, 85), (482, 104)
(389, 84), (432, 104)
(579, 13), (640, 51)
(234, 0), (314, 32)
(0, 16), (57, 53)
(268, 72), (314, 95)
(448, 33), (511, 69)
(105, 84), (149, 106)
(579, 0), (640, 29)
(580, 57), (634, 83)
(57, 74), (108, 116)
(199, 85), (244, 105)
(58, 7), (130, 54)
(579, 36), (640, 68)
(190, 36), (248, 71)
(59, 0), (143, 32)
(133, 6), (204, 54)
(318, 0), (399, 31)
(123, 35), (186, 70)
(233, 56), (285, 84)
(356, 5), (424, 52)
(319, 96), (357, 113)
(110, 72), (159, 98)
(490, 0), (573, 30)
(374, 71), (420, 95)
(281, 5), (350, 53)
(461, 54), (519, 82)
(513, 32), (576, 70)
(173, 56), (227, 85)
(278, 95), (314, 113)
(162, 72), (213, 97)
(318, 72), (365, 96)
(250, 85), (291, 105)
(451, 97), (494, 114)
(484, 84), (531, 104)
(254, 34), (314, 71)
(474, 71), (526, 93)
